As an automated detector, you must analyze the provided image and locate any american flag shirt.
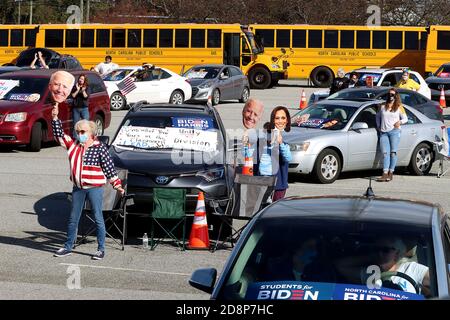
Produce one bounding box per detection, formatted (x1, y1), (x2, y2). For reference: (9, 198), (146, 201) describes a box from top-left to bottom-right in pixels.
(52, 119), (122, 190)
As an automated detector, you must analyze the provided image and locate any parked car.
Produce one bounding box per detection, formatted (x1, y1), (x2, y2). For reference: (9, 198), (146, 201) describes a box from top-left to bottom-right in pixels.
(183, 64), (250, 105)
(15, 48), (83, 70)
(425, 63), (450, 105)
(0, 69), (111, 151)
(327, 87), (443, 122)
(0, 66), (29, 75)
(190, 195), (450, 300)
(103, 66), (192, 111)
(105, 102), (233, 231)
(284, 99), (444, 183)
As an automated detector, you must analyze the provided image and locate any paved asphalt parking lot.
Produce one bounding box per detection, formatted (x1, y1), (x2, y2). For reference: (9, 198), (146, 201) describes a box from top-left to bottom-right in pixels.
(1, 80), (450, 300)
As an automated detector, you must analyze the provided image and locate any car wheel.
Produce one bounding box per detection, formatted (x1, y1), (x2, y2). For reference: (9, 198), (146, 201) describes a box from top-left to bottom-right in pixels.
(239, 87), (250, 103)
(93, 114), (104, 136)
(28, 122), (42, 152)
(313, 149), (341, 183)
(310, 66), (334, 88)
(212, 89), (220, 105)
(249, 67), (271, 89)
(170, 90), (184, 104)
(110, 92), (126, 111)
(408, 142), (433, 175)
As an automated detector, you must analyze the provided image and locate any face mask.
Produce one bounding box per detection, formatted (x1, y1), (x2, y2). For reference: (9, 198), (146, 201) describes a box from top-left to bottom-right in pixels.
(388, 93), (395, 103)
(78, 133), (89, 143)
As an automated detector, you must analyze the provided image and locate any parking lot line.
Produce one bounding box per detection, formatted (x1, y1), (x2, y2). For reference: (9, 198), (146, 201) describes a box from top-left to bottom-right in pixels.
(59, 263), (190, 276)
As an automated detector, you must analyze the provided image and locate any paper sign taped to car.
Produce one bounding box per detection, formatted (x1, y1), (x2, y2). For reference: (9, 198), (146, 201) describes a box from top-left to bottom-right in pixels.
(167, 127), (217, 152)
(0, 80), (19, 99)
(113, 126), (170, 149)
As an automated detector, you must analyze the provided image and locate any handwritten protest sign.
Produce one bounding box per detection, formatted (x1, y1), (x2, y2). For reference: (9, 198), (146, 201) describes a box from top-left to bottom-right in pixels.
(167, 128), (217, 152)
(112, 126), (170, 149)
(0, 80), (19, 99)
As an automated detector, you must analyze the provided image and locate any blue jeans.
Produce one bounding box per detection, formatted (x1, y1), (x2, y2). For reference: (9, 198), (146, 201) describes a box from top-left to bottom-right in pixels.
(72, 107), (89, 138)
(379, 129), (401, 172)
(65, 186), (105, 252)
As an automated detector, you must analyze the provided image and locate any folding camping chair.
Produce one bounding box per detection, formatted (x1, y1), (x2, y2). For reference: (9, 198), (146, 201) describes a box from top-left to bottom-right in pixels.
(435, 126), (450, 178)
(212, 174), (277, 252)
(75, 169), (129, 250)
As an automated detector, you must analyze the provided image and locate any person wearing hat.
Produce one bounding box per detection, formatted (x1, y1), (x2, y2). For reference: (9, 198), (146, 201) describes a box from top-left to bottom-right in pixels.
(395, 69), (421, 92)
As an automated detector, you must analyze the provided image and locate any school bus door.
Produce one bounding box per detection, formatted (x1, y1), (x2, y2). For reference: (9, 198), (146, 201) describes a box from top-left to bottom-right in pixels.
(223, 33), (241, 67)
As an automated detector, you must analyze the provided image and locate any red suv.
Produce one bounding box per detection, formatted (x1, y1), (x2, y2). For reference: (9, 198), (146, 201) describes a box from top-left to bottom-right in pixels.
(0, 69), (111, 151)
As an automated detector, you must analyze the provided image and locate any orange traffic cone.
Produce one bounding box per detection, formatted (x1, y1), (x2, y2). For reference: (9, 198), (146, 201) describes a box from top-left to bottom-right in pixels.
(299, 89), (307, 109)
(242, 145), (253, 175)
(187, 192), (210, 250)
(440, 88), (446, 109)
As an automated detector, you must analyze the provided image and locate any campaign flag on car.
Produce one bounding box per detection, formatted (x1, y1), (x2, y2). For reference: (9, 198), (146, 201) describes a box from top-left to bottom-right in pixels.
(117, 77), (136, 96)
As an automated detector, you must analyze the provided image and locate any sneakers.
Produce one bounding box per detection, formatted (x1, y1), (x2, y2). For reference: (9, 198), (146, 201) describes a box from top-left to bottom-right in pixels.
(91, 250), (105, 260)
(54, 248), (72, 257)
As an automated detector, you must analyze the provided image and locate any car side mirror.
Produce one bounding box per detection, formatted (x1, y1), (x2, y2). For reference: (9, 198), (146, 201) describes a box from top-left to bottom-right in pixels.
(97, 135), (110, 146)
(381, 81), (391, 86)
(189, 268), (217, 294)
(351, 122), (369, 130)
(425, 72), (433, 79)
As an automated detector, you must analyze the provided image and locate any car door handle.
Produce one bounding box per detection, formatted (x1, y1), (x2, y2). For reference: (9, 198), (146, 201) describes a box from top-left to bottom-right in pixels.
(410, 130), (417, 135)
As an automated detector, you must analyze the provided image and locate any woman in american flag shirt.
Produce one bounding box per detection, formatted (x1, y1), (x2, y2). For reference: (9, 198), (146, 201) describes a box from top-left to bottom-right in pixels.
(51, 104), (124, 260)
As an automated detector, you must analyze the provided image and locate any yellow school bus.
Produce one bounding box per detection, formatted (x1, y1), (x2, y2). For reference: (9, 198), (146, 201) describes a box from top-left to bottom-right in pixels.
(0, 25), (40, 65)
(425, 25), (450, 74)
(0, 23), (288, 89)
(250, 24), (428, 87)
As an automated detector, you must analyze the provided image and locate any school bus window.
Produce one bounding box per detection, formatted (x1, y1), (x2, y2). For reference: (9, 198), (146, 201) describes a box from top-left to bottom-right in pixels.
(191, 29), (205, 48)
(405, 31), (419, 50)
(128, 29), (141, 48)
(292, 30), (306, 48)
(340, 30), (354, 48)
(389, 31), (402, 49)
(356, 30), (370, 48)
(175, 29), (189, 48)
(10, 29), (24, 47)
(143, 29), (157, 47)
(324, 30), (338, 48)
(308, 30), (322, 48)
(65, 29), (79, 48)
(159, 29), (173, 48)
(25, 29), (37, 47)
(96, 29), (110, 48)
(420, 31), (427, 50)
(81, 29), (94, 47)
(437, 31), (450, 50)
(112, 29), (125, 47)
(372, 31), (386, 49)
(45, 29), (63, 47)
(0, 30), (8, 46)
(207, 29), (221, 48)
(276, 29), (290, 48)
(255, 29), (274, 48)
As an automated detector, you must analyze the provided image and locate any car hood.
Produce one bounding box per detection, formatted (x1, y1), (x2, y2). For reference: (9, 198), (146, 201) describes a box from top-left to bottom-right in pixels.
(0, 99), (34, 112)
(187, 79), (215, 87)
(110, 147), (220, 175)
(283, 127), (343, 143)
(425, 76), (450, 84)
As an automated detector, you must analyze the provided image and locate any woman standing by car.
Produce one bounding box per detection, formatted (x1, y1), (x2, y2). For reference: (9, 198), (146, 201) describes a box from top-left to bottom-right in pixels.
(71, 74), (90, 137)
(263, 106), (292, 201)
(376, 88), (408, 182)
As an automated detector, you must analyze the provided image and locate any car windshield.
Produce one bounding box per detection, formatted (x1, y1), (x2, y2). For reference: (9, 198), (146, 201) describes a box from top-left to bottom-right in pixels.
(184, 67), (221, 79)
(435, 65), (450, 78)
(328, 89), (381, 100)
(112, 115), (221, 152)
(0, 77), (48, 102)
(291, 104), (358, 130)
(218, 216), (436, 300)
(103, 69), (133, 81)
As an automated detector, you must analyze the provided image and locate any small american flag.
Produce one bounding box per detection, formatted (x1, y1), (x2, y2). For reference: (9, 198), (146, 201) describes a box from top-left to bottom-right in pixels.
(117, 77), (137, 96)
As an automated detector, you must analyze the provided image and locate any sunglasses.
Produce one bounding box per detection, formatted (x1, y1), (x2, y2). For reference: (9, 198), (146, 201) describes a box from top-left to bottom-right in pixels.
(76, 130), (88, 134)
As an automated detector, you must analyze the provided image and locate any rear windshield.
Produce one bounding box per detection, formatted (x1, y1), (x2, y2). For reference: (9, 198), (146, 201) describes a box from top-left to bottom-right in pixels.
(103, 69), (134, 81)
(435, 65), (450, 78)
(218, 218), (436, 300)
(328, 89), (381, 100)
(184, 67), (221, 79)
(0, 77), (48, 102)
(291, 104), (358, 130)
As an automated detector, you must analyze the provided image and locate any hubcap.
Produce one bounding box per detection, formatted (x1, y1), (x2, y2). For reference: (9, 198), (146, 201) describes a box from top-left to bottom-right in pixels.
(111, 95), (123, 109)
(214, 91), (220, 104)
(242, 89), (249, 101)
(320, 155), (338, 180)
(416, 147), (431, 172)
(172, 93), (183, 104)
(255, 73), (264, 83)
(95, 119), (103, 135)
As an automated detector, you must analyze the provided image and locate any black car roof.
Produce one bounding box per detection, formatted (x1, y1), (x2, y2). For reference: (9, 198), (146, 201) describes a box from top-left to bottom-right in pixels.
(259, 196), (442, 227)
(0, 69), (91, 78)
(129, 103), (215, 116)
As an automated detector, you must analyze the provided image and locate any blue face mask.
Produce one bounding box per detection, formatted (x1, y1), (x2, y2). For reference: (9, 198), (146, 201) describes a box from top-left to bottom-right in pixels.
(78, 133), (89, 143)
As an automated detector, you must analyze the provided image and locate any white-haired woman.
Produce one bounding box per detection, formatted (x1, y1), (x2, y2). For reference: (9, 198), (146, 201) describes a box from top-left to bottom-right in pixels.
(329, 68), (349, 95)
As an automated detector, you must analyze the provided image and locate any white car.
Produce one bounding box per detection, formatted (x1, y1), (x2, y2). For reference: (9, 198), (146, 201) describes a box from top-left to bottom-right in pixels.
(103, 66), (192, 111)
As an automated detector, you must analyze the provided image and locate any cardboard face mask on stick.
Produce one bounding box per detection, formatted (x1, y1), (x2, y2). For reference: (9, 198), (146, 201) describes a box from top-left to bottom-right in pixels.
(48, 71), (75, 104)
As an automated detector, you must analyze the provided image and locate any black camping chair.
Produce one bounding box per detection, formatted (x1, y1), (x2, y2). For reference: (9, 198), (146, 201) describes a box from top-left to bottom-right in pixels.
(211, 174), (276, 252)
(75, 169), (131, 251)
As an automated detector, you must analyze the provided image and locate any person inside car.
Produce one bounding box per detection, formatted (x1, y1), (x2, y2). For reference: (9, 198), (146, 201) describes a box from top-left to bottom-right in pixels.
(30, 51), (49, 69)
(395, 69), (421, 92)
(348, 72), (360, 88)
(330, 68), (349, 95)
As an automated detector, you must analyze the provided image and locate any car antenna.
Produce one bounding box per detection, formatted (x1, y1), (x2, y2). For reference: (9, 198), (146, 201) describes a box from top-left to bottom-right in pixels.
(364, 177), (375, 198)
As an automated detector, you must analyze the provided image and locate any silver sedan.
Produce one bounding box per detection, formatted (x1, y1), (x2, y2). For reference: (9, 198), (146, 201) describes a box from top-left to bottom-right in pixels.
(184, 64), (250, 105)
(285, 99), (444, 183)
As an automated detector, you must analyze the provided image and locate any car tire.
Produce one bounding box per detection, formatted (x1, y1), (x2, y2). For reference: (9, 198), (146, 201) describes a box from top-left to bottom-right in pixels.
(408, 142), (433, 175)
(249, 67), (271, 89)
(310, 66), (334, 88)
(28, 122), (42, 152)
(239, 87), (250, 103)
(313, 149), (341, 184)
(110, 92), (126, 111)
(212, 89), (220, 105)
(93, 114), (105, 136)
(170, 90), (184, 104)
